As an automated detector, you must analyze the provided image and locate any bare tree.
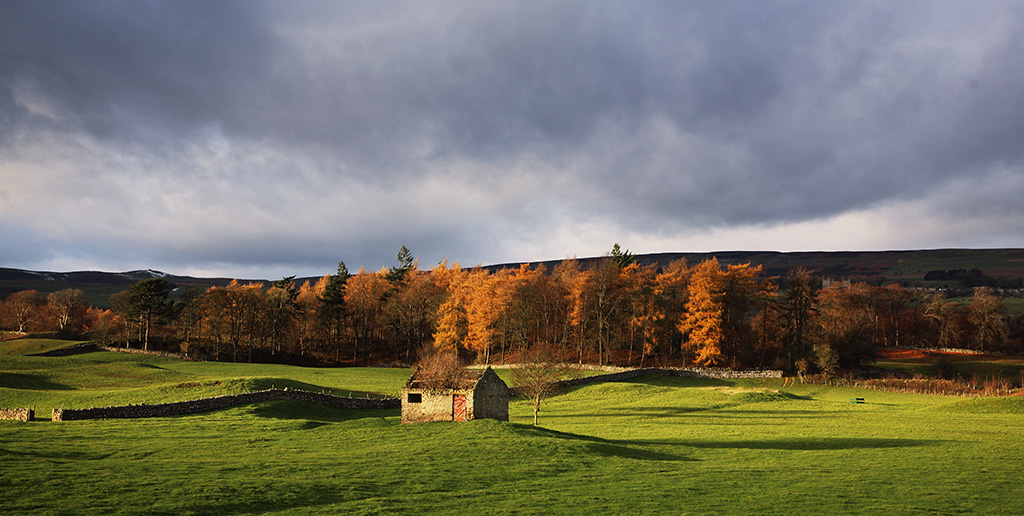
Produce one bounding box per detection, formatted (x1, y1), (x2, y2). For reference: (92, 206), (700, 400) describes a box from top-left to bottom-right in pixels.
(968, 287), (1008, 351)
(507, 343), (574, 425)
(3, 290), (45, 333)
(47, 289), (86, 335)
(413, 347), (470, 389)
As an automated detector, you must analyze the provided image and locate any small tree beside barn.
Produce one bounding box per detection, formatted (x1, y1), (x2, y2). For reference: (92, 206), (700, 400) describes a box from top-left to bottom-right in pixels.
(401, 366), (510, 423)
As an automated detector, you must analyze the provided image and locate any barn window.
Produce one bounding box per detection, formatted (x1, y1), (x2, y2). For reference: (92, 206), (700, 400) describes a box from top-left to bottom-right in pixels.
(408, 393), (422, 403)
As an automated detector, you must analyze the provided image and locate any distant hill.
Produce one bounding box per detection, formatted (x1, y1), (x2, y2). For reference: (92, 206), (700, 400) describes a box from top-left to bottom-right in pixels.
(487, 248), (1024, 288)
(4, 249), (1024, 308)
(0, 268), (322, 309)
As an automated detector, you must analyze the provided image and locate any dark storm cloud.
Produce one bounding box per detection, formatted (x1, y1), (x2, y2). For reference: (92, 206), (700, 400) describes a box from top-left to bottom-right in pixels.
(0, 0), (273, 143)
(2, 1), (1023, 277)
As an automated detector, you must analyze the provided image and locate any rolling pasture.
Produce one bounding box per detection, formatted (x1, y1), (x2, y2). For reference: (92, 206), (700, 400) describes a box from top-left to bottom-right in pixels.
(875, 348), (1024, 384)
(0, 337), (93, 357)
(2, 346), (1024, 514)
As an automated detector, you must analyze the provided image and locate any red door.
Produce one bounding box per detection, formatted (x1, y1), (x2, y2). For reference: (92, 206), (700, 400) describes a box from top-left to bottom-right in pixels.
(453, 394), (468, 421)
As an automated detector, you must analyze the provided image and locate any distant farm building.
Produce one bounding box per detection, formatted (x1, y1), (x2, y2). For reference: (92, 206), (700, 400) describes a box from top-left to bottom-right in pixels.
(822, 277), (852, 289)
(401, 367), (510, 423)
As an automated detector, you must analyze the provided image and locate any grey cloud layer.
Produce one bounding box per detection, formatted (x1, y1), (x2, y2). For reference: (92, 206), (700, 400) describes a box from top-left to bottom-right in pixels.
(2, 1), (1023, 277)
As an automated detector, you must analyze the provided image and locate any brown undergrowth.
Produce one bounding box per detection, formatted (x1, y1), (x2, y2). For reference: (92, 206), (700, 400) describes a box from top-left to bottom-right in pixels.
(802, 373), (1018, 397)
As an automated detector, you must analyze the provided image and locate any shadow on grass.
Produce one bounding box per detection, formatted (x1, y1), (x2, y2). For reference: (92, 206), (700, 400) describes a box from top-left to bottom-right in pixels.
(618, 375), (736, 388)
(558, 375), (736, 396)
(244, 399), (399, 424)
(532, 406), (841, 419)
(680, 437), (940, 451)
(240, 377), (388, 399)
(511, 424), (696, 462)
(511, 423), (937, 459)
(0, 372), (75, 390)
(530, 405), (737, 417)
(0, 446), (115, 461)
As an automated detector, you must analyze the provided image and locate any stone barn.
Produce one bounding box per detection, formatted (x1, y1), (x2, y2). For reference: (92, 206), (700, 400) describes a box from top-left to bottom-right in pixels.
(401, 366), (510, 423)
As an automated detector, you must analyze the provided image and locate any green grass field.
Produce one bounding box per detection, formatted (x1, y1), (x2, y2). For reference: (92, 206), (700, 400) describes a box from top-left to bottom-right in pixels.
(0, 337), (93, 357)
(874, 349), (1024, 384)
(3, 350), (1024, 515)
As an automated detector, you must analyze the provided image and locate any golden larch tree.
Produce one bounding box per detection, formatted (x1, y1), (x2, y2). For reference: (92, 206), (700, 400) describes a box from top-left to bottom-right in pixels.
(432, 261), (469, 354)
(679, 258), (725, 366)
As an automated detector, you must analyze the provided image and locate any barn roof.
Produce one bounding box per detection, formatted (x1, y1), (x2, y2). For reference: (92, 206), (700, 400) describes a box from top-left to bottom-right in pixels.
(404, 367), (498, 391)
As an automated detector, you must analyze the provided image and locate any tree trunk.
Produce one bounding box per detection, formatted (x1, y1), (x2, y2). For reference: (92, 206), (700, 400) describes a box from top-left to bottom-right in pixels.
(144, 313), (150, 351)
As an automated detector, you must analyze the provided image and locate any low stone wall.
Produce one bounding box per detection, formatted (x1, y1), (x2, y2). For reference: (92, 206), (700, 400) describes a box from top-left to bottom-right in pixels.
(557, 367), (782, 388)
(52, 389), (399, 421)
(98, 346), (205, 361)
(920, 347), (987, 355)
(0, 408), (34, 421)
(25, 343), (205, 361)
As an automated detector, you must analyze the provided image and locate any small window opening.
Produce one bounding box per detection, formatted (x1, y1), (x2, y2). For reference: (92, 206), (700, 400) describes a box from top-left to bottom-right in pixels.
(408, 393), (422, 403)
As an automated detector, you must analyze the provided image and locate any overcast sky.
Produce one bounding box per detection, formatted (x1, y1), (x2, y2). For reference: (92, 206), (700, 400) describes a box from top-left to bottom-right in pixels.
(2, 1), (1023, 279)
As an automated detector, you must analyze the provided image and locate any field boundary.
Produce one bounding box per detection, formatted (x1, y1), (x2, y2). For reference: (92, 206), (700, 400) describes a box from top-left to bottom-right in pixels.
(556, 367), (782, 388)
(0, 408), (34, 421)
(23, 343), (206, 361)
(24, 342), (101, 357)
(97, 345), (205, 361)
(52, 389), (400, 421)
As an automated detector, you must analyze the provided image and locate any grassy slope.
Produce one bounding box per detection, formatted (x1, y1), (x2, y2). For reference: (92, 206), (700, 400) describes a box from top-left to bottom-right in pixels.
(0, 352), (410, 415)
(0, 338), (92, 357)
(2, 354), (1024, 515)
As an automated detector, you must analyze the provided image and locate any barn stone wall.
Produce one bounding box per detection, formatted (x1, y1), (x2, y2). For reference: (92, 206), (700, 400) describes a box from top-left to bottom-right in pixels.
(470, 392), (508, 421)
(401, 389), (466, 423)
(471, 369), (510, 421)
(52, 389), (398, 421)
(0, 408), (34, 421)
(401, 388), (510, 423)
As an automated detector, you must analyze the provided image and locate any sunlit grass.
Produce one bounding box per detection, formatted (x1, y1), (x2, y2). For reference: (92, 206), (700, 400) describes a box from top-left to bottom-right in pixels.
(0, 338), (91, 356)
(0, 351), (410, 416)
(2, 354), (1024, 514)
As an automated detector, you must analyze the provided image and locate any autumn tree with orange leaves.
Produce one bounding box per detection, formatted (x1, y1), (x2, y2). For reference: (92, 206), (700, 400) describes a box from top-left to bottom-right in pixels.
(433, 262), (469, 355)
(500, 263), (566, 361)
(650, 259), (690, 363)
(1, 244), (1008, 370)
(679, 258), (726, 366)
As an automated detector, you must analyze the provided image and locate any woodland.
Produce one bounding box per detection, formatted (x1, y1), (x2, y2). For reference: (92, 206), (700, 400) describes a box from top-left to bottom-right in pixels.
(2, 245), (1022, 373)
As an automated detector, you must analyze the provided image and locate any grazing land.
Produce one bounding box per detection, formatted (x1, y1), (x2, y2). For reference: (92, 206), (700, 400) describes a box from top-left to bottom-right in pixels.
(875, 348), (1024, 384)
(0, 337), (93, 357)
(2, 351), (1024, 514)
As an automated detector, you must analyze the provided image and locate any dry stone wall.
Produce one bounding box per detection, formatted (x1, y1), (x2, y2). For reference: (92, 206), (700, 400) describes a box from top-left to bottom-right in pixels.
(52, 389), (399, 421)
(98, 345), (205, 361)
(557, 367), (782, 389)
(0, 408), (34, 421)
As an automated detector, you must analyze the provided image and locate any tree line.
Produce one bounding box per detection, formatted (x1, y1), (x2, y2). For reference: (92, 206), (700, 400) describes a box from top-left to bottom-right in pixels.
(2, 245), (1022, 372)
